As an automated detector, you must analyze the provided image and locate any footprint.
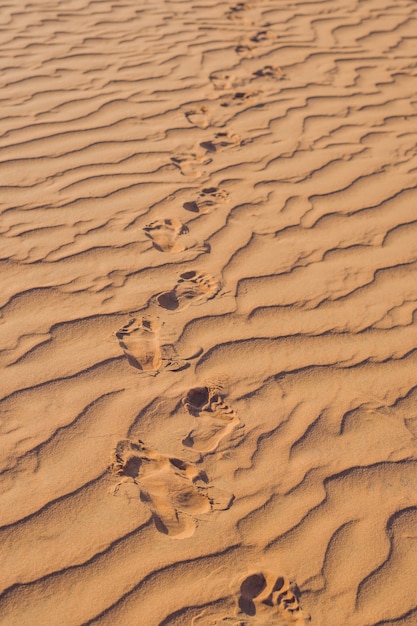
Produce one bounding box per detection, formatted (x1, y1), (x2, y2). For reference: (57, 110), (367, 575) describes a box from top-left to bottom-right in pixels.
(253, 65), (285, 80)
(116, 316), (190, 374)
(143, 218), (188, 252)
(219, 90), (260, 107)
(110, 439), (233, 537)
(156, 271), (221, 311)
(251, 29), (276, 43)
(209, 71), (246, 90)
(183, 187), (230, 214)
(184, 105), (210, 129)
(226, 4), (254, 24)
(238, 572), (309, 624)
(235, 39), (258, 58)
(170, 153), (210, 178)
(200, 131), (242, 153)
(228, 1), (253, 11)
(182, 385), (240, 453)
(144, 218), (210, 254)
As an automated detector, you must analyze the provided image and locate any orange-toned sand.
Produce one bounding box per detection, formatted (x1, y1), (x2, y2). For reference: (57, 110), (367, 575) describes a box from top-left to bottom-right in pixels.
(1, 0), (417, 624)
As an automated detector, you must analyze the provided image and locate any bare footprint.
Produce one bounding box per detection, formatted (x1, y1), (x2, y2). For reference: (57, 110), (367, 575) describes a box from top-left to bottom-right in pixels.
(251, 29), (276, 43)
(228, 1), (253, 11)
(116, 316), (190, 374)
(226, 4), (254, 25)
(182, 385), (240, 453)
(200, 130), (242, 153)
(156, 271), (221, 311)
(183, 187), (230, 214)
(219, 90), (260, 108)
(171, 153), (210, 178)
(253, 65), (285, 80)
(110, 439), (233, 537)
(143, 218), (188, 252)
(209, 71), (246, 90)
(144, 218), (210, 254)
(239, 572), (309, 624)
(236, 39), (258, 58)
(184, 105), (210, 129)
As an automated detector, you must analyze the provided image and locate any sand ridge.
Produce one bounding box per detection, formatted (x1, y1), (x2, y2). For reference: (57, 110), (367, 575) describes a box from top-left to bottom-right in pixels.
(2, 0), (417, 624)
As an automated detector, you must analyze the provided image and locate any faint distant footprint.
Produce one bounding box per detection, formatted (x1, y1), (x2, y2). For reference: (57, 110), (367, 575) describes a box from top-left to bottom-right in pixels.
(116, 316), (192, 374)
(226, 2), (254, 24)
(209, 70), (246, 90)
(184, 105), (210, 129)
(236, 38), (258, 58)
(251, 29), (276, 43)
(183, 187), (230, 214)
(219, 90), (260, 108)
(143, 218), (188, 252)
(239, 572), (309, 624)
(156, 271), (221, 311)
(200, 130), (242, 153)
(110, 439), (234, 537)
(253, 65), (285, 80)
(182, 385), (240, 453)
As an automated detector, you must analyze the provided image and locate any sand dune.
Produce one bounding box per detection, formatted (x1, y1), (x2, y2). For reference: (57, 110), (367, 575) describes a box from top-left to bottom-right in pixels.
(2, 0), (417, 624)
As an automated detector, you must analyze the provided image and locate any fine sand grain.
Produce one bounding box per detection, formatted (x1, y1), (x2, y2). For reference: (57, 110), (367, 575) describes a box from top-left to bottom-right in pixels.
(2, 0), (417, 624)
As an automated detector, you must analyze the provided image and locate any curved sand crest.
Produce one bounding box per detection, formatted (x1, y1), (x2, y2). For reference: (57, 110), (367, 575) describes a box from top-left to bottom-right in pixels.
(2, 0), (417, 624)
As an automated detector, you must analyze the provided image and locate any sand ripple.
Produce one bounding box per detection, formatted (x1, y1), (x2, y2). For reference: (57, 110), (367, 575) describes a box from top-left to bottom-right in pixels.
(1, 0), (417, 624)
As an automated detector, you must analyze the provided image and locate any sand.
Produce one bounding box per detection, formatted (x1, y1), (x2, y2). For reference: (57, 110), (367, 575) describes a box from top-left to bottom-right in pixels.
(1, 0), (417, 624)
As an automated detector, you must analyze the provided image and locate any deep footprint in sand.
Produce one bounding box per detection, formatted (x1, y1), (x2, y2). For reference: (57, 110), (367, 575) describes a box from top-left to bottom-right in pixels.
(143, 218), (188, 252)
(184, 105), (210, 129)
(143, 218), (209, 254)
(239, 572), (308, 624)
(182, 385), (240, 453)
(110, 439), (233, 537)
(156, 271), (221, 311)
(183, 187), (230, 214)
(200, 130), (242, 153)
(170, 153), (210, 177)
(116, 316), (190, 374)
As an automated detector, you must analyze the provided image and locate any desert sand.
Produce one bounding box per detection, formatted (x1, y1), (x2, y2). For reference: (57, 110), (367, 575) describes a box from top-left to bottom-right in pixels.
(1, 0), (417, 624)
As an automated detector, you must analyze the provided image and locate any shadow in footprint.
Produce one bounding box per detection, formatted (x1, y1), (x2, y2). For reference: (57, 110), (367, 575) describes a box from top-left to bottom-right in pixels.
(239, 573), (267, 616)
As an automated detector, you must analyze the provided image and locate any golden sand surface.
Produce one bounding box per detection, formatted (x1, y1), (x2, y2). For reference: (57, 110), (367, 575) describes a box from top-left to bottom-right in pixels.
(1, 0), (417, 624)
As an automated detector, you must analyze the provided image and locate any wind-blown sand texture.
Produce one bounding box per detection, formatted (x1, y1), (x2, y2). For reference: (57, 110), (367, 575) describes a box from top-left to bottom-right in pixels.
(1, 0), (417, 624)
